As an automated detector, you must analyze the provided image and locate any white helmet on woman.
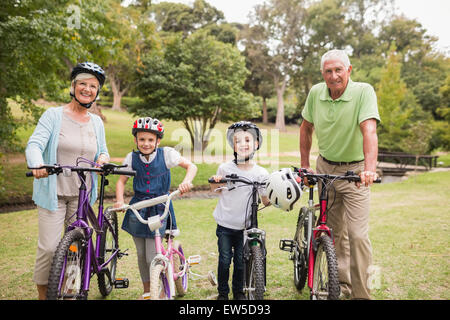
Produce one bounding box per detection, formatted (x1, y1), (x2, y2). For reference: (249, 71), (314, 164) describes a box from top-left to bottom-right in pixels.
(266, 168), (302, 211)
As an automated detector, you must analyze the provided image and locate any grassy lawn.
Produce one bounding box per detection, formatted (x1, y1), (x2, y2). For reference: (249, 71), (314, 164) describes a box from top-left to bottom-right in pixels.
(0, 170), (448, 300)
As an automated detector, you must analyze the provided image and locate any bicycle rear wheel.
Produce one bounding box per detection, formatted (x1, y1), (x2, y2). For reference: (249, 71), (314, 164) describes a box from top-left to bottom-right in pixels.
(97, 209), (118, 296)
(245, 245), (265, 300)
(311, 234), (340, 300)
(47, 229), (87, 300)
(149, 262), (170, 300)
(172, 241), (188, 296)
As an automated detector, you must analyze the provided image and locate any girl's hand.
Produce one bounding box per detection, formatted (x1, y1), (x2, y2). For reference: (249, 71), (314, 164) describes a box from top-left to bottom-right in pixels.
(114, 201), (125, 210)
(178, 182), (193, 194)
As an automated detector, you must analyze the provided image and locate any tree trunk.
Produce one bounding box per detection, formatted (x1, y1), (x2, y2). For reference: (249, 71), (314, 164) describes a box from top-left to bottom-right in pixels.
(109, 72), (127, 111)
(275, 77), (286, 131)
(262, 97), (268, 124)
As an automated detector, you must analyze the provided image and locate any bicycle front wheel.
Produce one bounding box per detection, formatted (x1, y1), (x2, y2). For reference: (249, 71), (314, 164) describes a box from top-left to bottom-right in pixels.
(311, 234), (340, 300)
(47, 229), (87, 300)
(149, 262), (170, 300)
(293, 207), (309, 291)
(245, 245), (265, 300)
(97, 209), (118, 296)
(172, 241), (188, 296)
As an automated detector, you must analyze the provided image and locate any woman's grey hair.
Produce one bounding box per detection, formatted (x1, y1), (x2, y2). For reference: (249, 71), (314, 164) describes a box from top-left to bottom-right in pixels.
(320, 49), (351, 71)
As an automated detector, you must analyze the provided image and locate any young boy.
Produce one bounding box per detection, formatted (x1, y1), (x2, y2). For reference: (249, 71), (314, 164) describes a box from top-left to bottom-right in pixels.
(209, 121), (270, 300)
(114, 117), (197, 299)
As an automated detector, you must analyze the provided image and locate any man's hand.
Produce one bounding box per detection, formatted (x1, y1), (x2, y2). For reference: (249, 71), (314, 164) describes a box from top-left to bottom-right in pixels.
(357, 171), (378, 187)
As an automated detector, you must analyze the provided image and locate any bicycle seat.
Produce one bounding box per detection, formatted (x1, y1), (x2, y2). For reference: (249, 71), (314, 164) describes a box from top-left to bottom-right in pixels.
(165, 229), (180, 237)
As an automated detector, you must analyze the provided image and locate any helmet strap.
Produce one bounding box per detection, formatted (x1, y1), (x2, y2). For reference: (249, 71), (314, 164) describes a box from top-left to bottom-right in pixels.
(233, 151), (254, 165)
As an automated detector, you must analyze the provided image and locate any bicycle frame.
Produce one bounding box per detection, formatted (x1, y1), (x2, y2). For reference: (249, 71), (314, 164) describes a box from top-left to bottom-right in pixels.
(305, 181), (333, 290)
(27, 160), (135, 297)
(64, 170), (119, 293)
(209, 174), (267, 298)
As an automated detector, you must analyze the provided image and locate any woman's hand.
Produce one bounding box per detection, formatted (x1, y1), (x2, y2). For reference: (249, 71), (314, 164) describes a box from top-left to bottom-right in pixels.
(96, 154), (109, 166)
(32, 165), (48, 179)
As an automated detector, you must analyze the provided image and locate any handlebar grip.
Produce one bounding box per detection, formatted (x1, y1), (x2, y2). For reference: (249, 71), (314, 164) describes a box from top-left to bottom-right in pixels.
(26, 172), (34, 177)
(114, 169), (136, 176)
(208, 178), (227, 183)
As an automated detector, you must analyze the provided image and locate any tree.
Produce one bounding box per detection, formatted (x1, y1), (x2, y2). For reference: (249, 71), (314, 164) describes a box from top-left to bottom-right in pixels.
(150, 0), (224, 36)
(244, 0), (310, 131)
(104, 2), (158, 110)
(376, 44), (411, 151)
(0, 0), (111, 152)
(131, 31), (258, 152)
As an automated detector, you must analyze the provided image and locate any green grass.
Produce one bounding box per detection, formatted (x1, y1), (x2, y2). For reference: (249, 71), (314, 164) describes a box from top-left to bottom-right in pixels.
(1, 170), (449, 300)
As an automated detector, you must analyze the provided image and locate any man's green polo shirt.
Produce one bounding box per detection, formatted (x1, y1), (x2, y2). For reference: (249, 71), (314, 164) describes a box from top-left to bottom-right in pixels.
(301, 79), (380, 162)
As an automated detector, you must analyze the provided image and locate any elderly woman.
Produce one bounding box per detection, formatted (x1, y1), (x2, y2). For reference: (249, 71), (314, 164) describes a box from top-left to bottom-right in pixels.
(25, 62), (110, 300)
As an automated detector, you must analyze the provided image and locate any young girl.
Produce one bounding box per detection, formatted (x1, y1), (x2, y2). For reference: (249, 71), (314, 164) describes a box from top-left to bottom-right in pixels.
(114, 117), (197, 299)
(209, 121), (270, 300)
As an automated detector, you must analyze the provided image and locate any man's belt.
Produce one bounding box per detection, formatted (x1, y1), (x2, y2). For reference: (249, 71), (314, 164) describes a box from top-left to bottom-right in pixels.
(321, 155), (364, 166)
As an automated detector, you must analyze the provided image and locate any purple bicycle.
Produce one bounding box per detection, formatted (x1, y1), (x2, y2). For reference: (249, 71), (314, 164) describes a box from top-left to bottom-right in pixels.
(27, 158), (136, 300)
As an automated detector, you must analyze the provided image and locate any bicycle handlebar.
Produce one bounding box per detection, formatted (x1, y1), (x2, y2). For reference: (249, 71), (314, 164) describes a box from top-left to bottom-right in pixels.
(208, 174), (266, 186)
(292, 167), (381, 184)
(109, 189), (181, 232)
(26, 163), (136, 177)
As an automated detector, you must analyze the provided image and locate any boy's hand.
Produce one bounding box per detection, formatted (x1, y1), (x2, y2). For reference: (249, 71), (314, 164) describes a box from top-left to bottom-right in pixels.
(178, 182), (193, 194)
(210, 175), (224, 183)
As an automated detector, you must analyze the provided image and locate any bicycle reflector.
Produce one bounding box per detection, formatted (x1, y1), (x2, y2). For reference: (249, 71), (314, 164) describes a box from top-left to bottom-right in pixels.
(266, 168), (302, 211)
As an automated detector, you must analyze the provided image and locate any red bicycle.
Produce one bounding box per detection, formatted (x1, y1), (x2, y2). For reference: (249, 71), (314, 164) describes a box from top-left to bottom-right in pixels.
(279, 167), (380, 300)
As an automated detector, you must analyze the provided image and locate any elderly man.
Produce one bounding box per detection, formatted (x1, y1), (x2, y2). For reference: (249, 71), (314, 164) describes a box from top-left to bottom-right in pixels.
(300, 49), (380, 299)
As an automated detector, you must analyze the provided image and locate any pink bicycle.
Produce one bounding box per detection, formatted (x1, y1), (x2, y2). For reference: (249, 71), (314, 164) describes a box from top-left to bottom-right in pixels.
(111, 188), (215, 300)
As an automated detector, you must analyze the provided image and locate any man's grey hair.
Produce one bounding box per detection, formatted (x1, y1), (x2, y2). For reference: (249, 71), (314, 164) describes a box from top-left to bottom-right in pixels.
(320, 49), (351, 71)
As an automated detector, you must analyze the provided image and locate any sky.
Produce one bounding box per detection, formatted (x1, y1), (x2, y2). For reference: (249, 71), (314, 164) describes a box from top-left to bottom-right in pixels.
(153, 0), (450, 55)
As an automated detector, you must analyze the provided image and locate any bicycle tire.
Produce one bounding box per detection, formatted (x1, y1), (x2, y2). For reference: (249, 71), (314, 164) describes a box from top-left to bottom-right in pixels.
(245, 245), (265, 300)
(311, 234), (340, 300)
(97, 209), (118, 296)
(172, 241), (188, 296)
(47, 229), (87, 300)
(293, 207), (308, 291)
(149, 262), (170, 300)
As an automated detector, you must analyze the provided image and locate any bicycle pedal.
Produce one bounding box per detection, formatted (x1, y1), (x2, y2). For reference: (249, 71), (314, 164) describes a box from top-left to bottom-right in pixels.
(279, 239), (295, 252)
(114, 278), (129, 289)
(187, 255), (201, 265)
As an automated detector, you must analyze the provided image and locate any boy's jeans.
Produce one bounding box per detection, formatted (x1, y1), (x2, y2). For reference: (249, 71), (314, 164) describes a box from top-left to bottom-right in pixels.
(216, 224), (244, 296)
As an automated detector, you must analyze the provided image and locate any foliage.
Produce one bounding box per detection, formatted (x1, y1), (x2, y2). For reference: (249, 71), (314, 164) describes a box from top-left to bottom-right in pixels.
(131, 31), (258, 151)
(377, 44), (434, 153)
(376, 44), (411, 151)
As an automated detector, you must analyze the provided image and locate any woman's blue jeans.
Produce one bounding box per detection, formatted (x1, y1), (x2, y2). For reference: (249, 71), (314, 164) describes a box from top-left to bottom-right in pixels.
(216, 224), (244, 296)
